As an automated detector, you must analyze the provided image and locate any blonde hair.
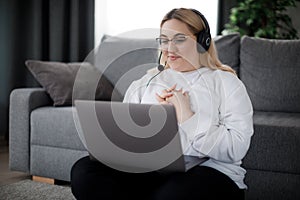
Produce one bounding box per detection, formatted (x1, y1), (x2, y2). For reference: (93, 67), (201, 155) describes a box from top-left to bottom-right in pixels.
(160, 8), (236, 75)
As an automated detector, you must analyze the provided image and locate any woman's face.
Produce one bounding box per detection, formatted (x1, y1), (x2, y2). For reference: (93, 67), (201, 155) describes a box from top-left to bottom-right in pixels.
(159, 19), (200, 72)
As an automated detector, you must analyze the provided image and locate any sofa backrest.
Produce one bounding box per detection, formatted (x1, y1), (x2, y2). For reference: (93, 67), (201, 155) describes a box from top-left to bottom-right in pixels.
(239, 36), (300, 112)
(94, 33), (242, 99)
(214, 33), (241, 75)
(95, 33), (300, 113)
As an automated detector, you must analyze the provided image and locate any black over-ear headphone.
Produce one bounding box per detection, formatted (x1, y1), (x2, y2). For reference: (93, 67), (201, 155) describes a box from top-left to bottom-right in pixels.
(190, 9), (211, 53)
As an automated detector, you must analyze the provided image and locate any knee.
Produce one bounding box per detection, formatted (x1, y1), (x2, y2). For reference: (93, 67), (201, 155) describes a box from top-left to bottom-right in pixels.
(71, 156), (89, 182)
(70, 156), (91, 199)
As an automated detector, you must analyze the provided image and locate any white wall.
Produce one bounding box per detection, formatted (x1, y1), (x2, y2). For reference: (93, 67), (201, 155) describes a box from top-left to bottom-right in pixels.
(95, 0), (219, 46)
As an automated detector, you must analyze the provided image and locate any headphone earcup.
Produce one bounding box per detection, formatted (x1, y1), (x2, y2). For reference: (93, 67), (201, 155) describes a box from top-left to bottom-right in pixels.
(197, 30), (211, 53)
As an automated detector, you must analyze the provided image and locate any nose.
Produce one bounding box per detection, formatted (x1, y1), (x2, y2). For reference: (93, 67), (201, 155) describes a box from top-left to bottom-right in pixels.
(167, 41), (177, 52)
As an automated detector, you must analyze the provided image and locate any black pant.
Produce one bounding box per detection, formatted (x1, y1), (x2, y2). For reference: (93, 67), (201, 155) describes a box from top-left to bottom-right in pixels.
(71, 156), (244, 200)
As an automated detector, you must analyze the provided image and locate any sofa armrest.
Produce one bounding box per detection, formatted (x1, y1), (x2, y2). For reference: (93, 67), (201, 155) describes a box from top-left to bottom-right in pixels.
(9, 88), (52, 172)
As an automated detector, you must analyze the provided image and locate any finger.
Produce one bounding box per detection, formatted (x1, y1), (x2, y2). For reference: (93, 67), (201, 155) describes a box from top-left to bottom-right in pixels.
(162, 89), (171, 95)
(183, 90), (189, 95)
(160, 92), (174, 99)
(171, 84), (177, 90)
(183, 92), (190, 100)
(172, 90), (184, 97)
(155, 93), (164, 102)
(165, 95), (176, 104)
(156, 92), (173, 103)
(167, 84), (177, 92)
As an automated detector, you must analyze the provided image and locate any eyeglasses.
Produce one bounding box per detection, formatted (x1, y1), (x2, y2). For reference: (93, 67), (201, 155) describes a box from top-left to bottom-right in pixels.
(156, 35), (190, 49)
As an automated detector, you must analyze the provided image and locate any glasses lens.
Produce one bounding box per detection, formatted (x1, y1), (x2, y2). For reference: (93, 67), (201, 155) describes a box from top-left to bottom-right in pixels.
(156, 38), (168, 45)
(173, 36), (188, 44)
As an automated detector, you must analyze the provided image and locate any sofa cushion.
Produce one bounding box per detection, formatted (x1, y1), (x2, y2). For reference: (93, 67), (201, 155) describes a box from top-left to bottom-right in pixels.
(244, 169), (300, 200)
(243, 111), (300, 174)
(30, 145), (88, 181)
(239, 36), (300, 112)
(214, 33), (240, 75)
(26, 60), (117, 106)
(94, 35), (159, 98)
(30, 106), (86, 151)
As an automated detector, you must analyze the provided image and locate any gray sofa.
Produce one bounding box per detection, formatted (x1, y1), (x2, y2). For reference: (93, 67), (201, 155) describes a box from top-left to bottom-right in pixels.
(9, 34), (300, 200)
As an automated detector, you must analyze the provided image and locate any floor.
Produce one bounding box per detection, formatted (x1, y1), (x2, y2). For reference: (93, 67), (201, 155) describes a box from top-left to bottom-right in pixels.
(0, 138), (31, 186)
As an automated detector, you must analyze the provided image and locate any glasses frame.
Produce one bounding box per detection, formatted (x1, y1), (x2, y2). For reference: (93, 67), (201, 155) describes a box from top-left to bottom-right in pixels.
(156, 34), (191, 49)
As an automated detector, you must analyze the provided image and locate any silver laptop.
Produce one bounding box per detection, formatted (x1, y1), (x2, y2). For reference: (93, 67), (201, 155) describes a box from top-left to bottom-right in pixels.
(74, 100), (207, 173)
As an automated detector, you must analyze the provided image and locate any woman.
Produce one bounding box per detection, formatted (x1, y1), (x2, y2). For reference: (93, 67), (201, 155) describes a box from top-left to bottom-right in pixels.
(71, 8), (253, 200)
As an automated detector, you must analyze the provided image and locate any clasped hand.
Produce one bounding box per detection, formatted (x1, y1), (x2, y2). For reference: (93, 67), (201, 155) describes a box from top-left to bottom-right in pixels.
(155, 84), (194, 124)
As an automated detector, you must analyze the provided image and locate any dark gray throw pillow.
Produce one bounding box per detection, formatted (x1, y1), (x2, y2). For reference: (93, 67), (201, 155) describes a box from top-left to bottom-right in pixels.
(214, 33), (241, 75)
(26, 60), (121, 106)
(240, 36), (300, 112)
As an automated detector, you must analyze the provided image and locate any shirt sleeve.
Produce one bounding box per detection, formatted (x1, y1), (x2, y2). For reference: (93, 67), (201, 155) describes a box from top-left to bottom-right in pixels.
(180, 81), (254, 163)
(123, 80), (142, 103)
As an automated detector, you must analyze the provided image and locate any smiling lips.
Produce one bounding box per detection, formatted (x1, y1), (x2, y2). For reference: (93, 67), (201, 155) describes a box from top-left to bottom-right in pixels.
(168, 55), (181, 61)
